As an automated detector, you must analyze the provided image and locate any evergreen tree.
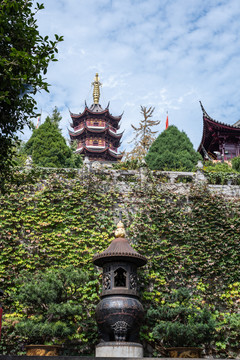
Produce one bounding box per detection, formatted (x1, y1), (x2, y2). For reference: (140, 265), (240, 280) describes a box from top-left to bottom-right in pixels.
(126, 106), (160, 160)
(24, 108), (82, 168)
(146, 125), (201, 171)
(49, 106), (62, 128)
(232, 156), (240, 172)
(14, 266), (91, 345)
(65, 140), (83, 169)
(0, 0), (63, 189)
(12, 140), (28, 167)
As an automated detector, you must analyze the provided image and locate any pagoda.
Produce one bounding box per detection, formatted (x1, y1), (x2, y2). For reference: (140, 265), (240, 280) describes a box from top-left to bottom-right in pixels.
(69, 74), (123, 162)
(198, 102), (240, 161)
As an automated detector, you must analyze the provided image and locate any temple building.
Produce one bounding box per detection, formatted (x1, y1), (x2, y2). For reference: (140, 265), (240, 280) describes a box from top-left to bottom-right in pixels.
(69, 74), (123, 162)
(198, 102), (240, 161)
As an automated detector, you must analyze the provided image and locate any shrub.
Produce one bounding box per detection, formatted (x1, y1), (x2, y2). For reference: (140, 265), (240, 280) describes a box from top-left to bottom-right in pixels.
(13, 267), (97, 347)
(146, 126), (201, 171)
(146, 288), (216, 349)
(232, 156), (240, 172)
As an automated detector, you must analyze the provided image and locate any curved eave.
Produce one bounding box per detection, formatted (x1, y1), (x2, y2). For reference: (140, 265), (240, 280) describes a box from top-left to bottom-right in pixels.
(75, 147), (84, 153)
(108, 112), (123, 122)
(71, 107), (122, 122)
(93, 237), (147, 267)
(199, 101), (240, 130)
(108, 149), (124, 158)
(85, 126), (106, 134)
(70, 107), (90, 120)
(198, 102), (240, 153)
(93, 254), (146, 267)
(109, 129), (124, 138)
(70, 107), (106, 120)
(70, 126), (106, 135)
(68, 128), (85, 137)
(76, 146), (108, 154)
(203, 117), (240, 132)
(76, 146), (123, 157)
(69, 126), (124, 138)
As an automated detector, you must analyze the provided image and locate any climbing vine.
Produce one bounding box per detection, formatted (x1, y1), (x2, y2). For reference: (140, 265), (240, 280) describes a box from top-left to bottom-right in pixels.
(0, 168), (239, 357)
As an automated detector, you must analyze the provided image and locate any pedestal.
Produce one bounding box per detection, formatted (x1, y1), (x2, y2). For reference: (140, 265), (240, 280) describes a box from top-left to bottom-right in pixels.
(95, 342), (143, 358)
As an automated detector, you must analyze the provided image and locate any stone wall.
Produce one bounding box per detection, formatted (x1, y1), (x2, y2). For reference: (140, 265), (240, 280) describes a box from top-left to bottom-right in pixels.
(85, 167), (240, 198)
(23, 165), (240, 198)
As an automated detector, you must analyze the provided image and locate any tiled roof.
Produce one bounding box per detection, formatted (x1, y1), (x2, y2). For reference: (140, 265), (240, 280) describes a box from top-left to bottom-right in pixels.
(93, 237), (147, 267)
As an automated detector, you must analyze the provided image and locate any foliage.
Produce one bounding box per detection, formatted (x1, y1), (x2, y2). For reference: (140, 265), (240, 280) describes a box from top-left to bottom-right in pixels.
(147, 288), (216, 349)
(0, 170), (117, 354)
(47, 106), (62, 128)
(13, 266), (93, 346)
(203, 162), (235, 173)
(145, 125), (201, 171)
(126, 106), (160, 161)
(11, 141), (28, 167)
(232, 156), (240, 172)
(0, 0), (63, 190)
(24, 108), (82, 168)
(129, 183), (240, 357)
(215, 311), (240, 357)
(203, 161), (240, 185)
(0, 169), (239, 357)
(112, 159), (145, 170)
(66, 140), (83, 169)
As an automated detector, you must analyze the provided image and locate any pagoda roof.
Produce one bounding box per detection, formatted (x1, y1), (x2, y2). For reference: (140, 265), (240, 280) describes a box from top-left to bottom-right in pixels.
(68, 127), (85, 136)
(93, 236), (147, 267)
(68, 125), (124, 138)
(89, 103), (104, 112)
(233, 119), (240, 127)
(70, 105), (122, 122)
(76, 145), (123, 159)
(198, 101), (240, 153)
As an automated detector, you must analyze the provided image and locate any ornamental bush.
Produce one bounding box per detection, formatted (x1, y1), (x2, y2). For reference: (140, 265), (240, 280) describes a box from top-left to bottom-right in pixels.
(232, 156), (240, 172)
(24, 108), (82, 168)
(14, 267), (96, 346)
(147, 288), (216, 349)
(203, 161), (240, 185)
(145, 125), (201, 171)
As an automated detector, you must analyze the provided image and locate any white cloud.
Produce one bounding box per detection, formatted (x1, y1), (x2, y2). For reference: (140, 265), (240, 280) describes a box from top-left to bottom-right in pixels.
(22, 0), (240, 152)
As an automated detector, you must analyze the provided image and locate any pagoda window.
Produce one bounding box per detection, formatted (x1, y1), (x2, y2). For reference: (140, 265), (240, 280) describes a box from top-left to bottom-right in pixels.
(114, 267), (127, 287)
(94, 121), (99, 126)
(93, 139), (98, 145)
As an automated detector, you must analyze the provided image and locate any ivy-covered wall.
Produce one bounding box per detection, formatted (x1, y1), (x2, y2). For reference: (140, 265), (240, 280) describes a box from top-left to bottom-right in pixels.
(0, 168), (239, 357)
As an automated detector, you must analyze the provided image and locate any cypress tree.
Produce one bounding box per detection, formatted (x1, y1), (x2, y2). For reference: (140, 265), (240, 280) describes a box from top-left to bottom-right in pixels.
(146, 125), (201, 171)
(24, 108), (82, 168)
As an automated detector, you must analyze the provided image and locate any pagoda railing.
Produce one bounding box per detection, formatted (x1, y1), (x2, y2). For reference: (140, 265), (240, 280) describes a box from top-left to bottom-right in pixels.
(86, 139), (106, 147)
(87, 120), (106, 128)
(76, 142), (118, 152)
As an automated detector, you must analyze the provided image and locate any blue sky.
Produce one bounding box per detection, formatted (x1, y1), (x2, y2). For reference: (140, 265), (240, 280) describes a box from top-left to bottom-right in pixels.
(24, 0), (240, 152)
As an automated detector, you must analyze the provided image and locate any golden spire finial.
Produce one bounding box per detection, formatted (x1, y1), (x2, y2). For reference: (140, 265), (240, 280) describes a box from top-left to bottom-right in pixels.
(92, 73), (102, 104)
(115, 221), (126, 238)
